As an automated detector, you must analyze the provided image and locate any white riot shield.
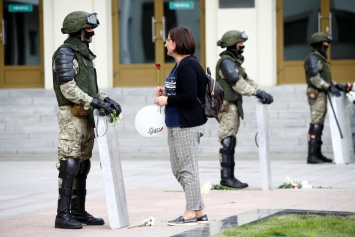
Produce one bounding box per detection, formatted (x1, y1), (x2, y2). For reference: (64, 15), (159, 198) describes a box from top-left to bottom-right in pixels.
(94, 109), (129, 229)
(255, 100), (272, 190)
(327, 93), (355, 164)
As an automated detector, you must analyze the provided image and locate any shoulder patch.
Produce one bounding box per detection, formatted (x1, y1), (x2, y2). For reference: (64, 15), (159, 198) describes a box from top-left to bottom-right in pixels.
(73, 59), (79, 74)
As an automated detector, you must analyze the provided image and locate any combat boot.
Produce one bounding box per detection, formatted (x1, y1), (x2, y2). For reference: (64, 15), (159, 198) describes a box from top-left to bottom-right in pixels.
(71, 159), (105, 225)
(55, 158), (82, 229)
(317, 124), (332, 163)
(307, 124), (323, 164)
(220, 136), (248, 189)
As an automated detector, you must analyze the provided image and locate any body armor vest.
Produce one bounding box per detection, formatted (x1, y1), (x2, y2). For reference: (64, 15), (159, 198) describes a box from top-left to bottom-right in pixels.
(216, 50), (245, 119)
(52, 37), (99, 125)
(305, 50), (332, 89)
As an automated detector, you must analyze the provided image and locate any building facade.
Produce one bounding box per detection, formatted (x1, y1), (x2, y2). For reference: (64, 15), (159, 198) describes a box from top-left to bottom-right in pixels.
(0, 0), (354, 89)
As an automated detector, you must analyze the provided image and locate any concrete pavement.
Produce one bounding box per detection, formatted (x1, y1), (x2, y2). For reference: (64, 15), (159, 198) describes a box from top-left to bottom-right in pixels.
(1, 153), (355, 237)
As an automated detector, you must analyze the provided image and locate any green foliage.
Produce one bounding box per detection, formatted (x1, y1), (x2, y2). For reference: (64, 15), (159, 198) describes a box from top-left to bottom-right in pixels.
(216, 214), (355, 237)
(109, 110), (121, 124)
(211, 184), (241, 190)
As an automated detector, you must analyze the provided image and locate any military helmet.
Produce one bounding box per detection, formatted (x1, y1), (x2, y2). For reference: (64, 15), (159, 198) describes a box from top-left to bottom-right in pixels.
(309, 32), (332, 45)
(217, 30), (248, 48)
(61, 11), (100, 34)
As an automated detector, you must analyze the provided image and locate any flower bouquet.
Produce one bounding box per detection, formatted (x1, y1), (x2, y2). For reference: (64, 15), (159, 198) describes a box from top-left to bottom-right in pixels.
(278, 177), (312, 189)
(109, 110), (122, 124)
(345, 82), (355, 104)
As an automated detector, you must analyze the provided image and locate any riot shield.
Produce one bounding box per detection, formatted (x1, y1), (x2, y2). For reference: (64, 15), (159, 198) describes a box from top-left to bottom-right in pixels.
(94, 109), (129, 229)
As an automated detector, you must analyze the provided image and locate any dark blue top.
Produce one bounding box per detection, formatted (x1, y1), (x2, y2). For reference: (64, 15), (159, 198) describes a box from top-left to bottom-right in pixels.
(166, 55), (208, 128)
(165, 66), (180, 127)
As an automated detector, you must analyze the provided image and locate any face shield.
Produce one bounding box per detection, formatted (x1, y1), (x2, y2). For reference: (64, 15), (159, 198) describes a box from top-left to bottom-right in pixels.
(326, 34), (333, 43)
(86, 13), (100, 25)
(240, 31), (248, 41)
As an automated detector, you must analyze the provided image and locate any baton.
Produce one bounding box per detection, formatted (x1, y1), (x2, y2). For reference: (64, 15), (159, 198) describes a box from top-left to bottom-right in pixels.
(327, 93), (343, 139)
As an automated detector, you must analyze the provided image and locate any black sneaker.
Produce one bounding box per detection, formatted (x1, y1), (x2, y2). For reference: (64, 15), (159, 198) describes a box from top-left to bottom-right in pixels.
(167, 216), (198, 226)
(196, 214), (208, 223)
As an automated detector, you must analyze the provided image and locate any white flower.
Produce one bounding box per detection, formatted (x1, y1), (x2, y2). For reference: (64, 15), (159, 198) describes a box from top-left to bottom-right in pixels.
(141, 216), (155, 226)
(346, 91), (355, 104)
(301, 180), (313, 189)
(129, 216), (155, 229)
(201, 182), (212, 194)
(147, 216), (155, 226)
(285, 177), (290, 183)
(109, 111), (123, 124)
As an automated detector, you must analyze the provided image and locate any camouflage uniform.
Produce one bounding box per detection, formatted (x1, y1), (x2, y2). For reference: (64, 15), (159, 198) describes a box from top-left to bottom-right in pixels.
(216, 51), (260, 140)
(52, 11), (121, 229)
(53, 36), (105, 162)
(215, 30), (273, 189)
(304, 32), (341, 164)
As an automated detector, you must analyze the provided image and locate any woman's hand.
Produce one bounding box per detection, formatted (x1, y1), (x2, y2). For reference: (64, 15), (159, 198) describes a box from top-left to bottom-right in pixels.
(154, 96), (168, 106)
(155, 86), (166, 96)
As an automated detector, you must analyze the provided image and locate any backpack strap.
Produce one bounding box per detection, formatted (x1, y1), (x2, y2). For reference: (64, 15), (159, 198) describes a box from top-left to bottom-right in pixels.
(188, 57), (209, 108)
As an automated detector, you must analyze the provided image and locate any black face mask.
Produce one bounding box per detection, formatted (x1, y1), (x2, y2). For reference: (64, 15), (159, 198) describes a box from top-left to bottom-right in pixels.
(312, 42), (328, 58)
(237, 45), (245, 55)
(85, 30), (95, 40)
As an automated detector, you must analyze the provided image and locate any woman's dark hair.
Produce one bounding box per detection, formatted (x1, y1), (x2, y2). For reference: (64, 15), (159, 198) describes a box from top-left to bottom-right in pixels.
(169, 27), (196, 55)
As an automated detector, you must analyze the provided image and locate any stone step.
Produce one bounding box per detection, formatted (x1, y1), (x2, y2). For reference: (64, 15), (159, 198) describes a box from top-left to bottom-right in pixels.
(0, 85), (346, 155)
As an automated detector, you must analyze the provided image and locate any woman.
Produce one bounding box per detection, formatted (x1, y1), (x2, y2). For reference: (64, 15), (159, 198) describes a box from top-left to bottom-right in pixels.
(154, 26), (208, 226)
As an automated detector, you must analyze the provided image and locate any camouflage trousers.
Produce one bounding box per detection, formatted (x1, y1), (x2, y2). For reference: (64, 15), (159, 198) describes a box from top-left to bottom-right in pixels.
(218, 101), (240, 141)
(217, 101), (240, 162)
(56, 105), (95, 163)
(307, 90), (327, 124)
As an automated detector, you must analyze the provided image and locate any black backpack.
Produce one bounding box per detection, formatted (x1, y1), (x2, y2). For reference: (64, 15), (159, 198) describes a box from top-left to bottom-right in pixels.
(197, 67), (224, 119)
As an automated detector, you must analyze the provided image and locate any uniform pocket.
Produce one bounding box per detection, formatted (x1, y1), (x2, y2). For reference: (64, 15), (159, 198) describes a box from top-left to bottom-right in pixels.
(220, 100), (229, 113)
(307, 87), (319, 100)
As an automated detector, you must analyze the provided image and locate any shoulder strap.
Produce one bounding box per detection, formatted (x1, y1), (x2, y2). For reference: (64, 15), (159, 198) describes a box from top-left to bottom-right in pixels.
(188, 57), (207, 108)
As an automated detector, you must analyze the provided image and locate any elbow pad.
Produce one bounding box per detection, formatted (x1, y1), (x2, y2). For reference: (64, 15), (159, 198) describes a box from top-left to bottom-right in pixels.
(220, 59), (240, 84)
(54, 47), (76, 85)
(305, 55), (320, 77)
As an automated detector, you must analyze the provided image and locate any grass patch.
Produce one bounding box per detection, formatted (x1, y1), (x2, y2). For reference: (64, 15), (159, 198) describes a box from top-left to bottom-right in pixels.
(212, 184), (241, 190)
(215, 214), (355, 237)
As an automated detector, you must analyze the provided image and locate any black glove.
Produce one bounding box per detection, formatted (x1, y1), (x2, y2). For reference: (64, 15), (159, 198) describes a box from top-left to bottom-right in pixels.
(91, 98), (113, 115)
(335, 83), (347, 92)
(256, 90), (274, 104)
(329, 85), (341, 97)
(104, 97), (122, 116)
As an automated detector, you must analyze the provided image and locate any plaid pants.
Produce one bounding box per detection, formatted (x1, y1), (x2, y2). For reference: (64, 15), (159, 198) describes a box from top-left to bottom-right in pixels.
(168, 125), (205, 211)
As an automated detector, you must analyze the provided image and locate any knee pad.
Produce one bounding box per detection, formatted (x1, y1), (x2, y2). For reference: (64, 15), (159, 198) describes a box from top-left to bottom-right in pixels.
(220, 136), (236, 155)
(77, 159), (91, 180)
(309, 123), (322, 137)
(59, 158), (80, 181)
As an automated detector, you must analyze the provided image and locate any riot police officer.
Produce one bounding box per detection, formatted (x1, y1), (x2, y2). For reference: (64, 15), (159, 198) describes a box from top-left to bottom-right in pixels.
(52, 11), (121, 229)
(304, 32), (346, 164)
(216, 30), (273, 189)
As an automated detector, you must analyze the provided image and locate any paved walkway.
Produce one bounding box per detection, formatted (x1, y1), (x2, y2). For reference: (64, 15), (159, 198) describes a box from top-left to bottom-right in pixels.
(1, 153), (355, 237)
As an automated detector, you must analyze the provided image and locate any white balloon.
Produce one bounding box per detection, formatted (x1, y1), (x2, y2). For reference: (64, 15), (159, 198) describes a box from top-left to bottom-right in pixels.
(135, 105), (165, 137)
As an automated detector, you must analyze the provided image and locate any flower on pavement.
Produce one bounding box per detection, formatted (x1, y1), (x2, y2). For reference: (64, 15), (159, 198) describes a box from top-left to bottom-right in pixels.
(278, 177), (312, 189)
(201, 182), (212, 194)
(128, 216), (155, 229)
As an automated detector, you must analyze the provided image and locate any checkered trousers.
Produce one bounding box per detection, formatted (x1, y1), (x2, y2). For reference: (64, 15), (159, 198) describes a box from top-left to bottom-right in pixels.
(167, 125), (205, 211)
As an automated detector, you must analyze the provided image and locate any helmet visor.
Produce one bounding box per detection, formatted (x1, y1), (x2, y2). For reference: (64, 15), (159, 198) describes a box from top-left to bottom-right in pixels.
(240, 31), (248, 41)
(326, 34), (333, 42)
(87, 13), (99, 25)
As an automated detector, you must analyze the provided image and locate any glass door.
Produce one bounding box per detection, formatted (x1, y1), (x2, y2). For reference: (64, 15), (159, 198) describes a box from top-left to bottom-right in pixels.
(326, 0), (355, 82)
(0, 0), (43, 88)
(112, 0), (205, 87)
(277, 0), (355, 84)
